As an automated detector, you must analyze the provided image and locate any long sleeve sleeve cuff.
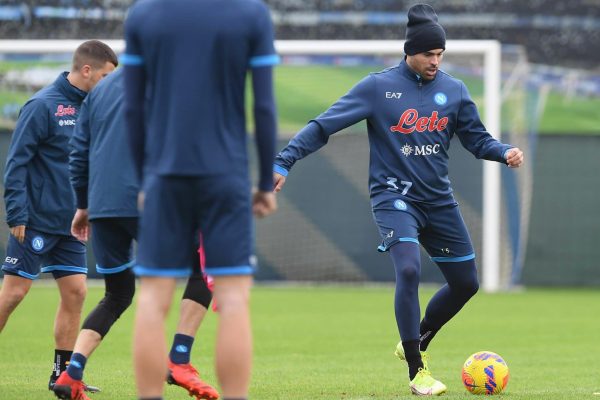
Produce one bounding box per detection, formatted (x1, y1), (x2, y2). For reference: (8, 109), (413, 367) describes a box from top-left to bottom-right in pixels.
(273, 164), (289, 177)
(74, 186), (88, 209)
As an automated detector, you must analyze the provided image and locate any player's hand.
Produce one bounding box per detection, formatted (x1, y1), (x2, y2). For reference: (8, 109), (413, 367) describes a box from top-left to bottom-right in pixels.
(71, 209), (90, 241)
(505, 147), (524, 168)
(137, 191), (145, 211)
(253, 190), (277, 218)
(273, 172), (286, 193)
(10, 225), (26, 243)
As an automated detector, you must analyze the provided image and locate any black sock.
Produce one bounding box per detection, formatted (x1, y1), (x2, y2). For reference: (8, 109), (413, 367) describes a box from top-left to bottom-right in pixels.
(50, 349), (73, 382)
(419, 320), (439, 351)
(402, 340), (423, 380)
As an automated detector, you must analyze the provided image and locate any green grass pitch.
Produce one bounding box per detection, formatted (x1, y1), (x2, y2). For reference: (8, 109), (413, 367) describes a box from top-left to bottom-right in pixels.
(1, 283), (599, 399)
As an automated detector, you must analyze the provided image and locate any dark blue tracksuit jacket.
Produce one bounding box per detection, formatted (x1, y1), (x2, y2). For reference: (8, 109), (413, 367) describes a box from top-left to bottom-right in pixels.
(275, 60), (512, 207)
(69, 68), (138, 220)
(4, 72), (86, 235)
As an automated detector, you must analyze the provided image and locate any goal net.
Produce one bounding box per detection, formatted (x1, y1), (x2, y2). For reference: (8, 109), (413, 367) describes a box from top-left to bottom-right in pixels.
(0, 40), (539, 291)
(252, 41), (539, 291)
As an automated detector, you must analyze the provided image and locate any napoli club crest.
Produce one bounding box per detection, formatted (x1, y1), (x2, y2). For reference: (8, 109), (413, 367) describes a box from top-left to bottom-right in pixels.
(434, 92), (447, 106)
(394, 199), (407, 211)
(32, 236), (44, 251)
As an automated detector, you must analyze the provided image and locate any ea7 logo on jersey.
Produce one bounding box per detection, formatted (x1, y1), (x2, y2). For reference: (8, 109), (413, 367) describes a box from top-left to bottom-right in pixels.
(390, 109), (448, 134)
(385, 92), (403, 99)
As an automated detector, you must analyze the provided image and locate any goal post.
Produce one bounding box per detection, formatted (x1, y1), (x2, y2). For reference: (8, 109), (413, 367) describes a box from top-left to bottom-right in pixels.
(0, 39), (504, 291)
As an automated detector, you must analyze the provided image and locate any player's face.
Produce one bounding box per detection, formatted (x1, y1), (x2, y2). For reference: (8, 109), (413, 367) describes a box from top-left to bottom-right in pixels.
(407, 49), (444, 81)
(90, 61), (116, 89)
(82, 61), (116, 91)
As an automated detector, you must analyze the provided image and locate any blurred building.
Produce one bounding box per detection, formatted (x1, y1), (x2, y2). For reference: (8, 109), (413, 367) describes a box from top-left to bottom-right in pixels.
(0, 0), (599, 70)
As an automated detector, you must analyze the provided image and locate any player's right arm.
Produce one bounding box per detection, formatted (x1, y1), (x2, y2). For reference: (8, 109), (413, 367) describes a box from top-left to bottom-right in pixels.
(69, 94), (92, 240)
(121, 4), (147, 183)
(4, 98), (47, 242)
(273, 75), (375, 192)
(69, 93), (92, 210)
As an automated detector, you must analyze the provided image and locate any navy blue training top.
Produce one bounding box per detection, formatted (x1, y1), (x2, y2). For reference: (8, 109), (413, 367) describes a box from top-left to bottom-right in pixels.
(4, 72), (86, 235)
(69, 68), (139, 220)
(275, 60), (513, 207)
(121, 0), (279, 190)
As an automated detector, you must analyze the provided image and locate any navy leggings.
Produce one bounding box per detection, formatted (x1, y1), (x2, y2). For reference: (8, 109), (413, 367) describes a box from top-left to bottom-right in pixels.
(390, 241), (479, 341)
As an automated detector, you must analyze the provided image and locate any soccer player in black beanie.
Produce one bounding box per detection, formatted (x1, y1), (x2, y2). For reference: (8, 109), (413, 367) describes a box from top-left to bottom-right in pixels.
(273, 2), (523, 396)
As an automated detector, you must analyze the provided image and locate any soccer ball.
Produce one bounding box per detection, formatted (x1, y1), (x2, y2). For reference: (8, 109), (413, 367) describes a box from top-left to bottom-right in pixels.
(462, 351), (509, 395)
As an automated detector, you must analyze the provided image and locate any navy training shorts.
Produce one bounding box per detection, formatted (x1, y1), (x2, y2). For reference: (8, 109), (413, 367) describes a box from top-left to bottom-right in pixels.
(135, 174), (255, 277)
(1, 228), (87, 280)
(90, 217), (138, 274)
(372, 195), (475, 263)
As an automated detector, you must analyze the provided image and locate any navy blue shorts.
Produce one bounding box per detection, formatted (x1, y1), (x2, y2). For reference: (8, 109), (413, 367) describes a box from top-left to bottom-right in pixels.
(90, 217), (137, 274)
(135, 175), (254, 278)
(1, 228), (87, 280)
(372, 196), (475, 263)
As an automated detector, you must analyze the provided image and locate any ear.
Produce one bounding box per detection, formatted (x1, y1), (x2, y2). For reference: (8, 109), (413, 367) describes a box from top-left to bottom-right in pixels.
(80, 64), (92, 79)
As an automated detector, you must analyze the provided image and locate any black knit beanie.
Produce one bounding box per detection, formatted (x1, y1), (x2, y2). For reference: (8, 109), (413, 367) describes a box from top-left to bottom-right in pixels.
(404, 4), (446, 56)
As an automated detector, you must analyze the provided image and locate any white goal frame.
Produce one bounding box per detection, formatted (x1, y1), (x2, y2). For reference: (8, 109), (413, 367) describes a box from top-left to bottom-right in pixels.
(0, 39), (502, 292)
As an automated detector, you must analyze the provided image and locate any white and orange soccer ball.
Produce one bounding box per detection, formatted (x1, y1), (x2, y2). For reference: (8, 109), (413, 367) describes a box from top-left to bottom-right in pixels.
(462, 351), (510, 395)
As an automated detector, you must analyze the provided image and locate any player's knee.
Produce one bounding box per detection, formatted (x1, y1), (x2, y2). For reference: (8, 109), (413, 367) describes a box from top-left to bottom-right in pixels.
(107, 278), (135, 305)
(81, 286), (135, 337)
(396, 263), (420, 284)
(137, 287), (173, 317)
(214, 290), (250, 315)
(454, 277), (479, 300)
(183, 275), (212, 309)
(104, 290), (134, 317)
(2, 286), (29, 309)
(390, 242), (421, 284)
(61, 283), (87, 306)
(103, 269), (136, 315)
(465, 279), (479, 298)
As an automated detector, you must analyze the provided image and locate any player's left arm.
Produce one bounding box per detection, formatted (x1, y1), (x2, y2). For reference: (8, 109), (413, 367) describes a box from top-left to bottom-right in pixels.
(252, 65), (277, 193)
(455, 81), (524, 167)
(504, 147), (524, 168)
(249, 1), (279, 217)
(122, 5), (147, 183)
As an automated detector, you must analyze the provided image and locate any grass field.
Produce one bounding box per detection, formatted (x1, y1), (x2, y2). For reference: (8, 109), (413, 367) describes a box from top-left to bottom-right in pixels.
(0, 283), (599, 399)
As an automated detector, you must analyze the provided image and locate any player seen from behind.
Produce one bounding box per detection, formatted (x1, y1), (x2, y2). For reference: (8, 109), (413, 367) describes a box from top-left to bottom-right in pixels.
(121, 0), (279, 399)
(52, 67), (219, 400)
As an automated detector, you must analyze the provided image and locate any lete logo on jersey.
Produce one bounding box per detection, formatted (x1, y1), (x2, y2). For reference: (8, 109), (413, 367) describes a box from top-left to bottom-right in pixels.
(390, 109), (448, 134)
(55, 105), (76, 116)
